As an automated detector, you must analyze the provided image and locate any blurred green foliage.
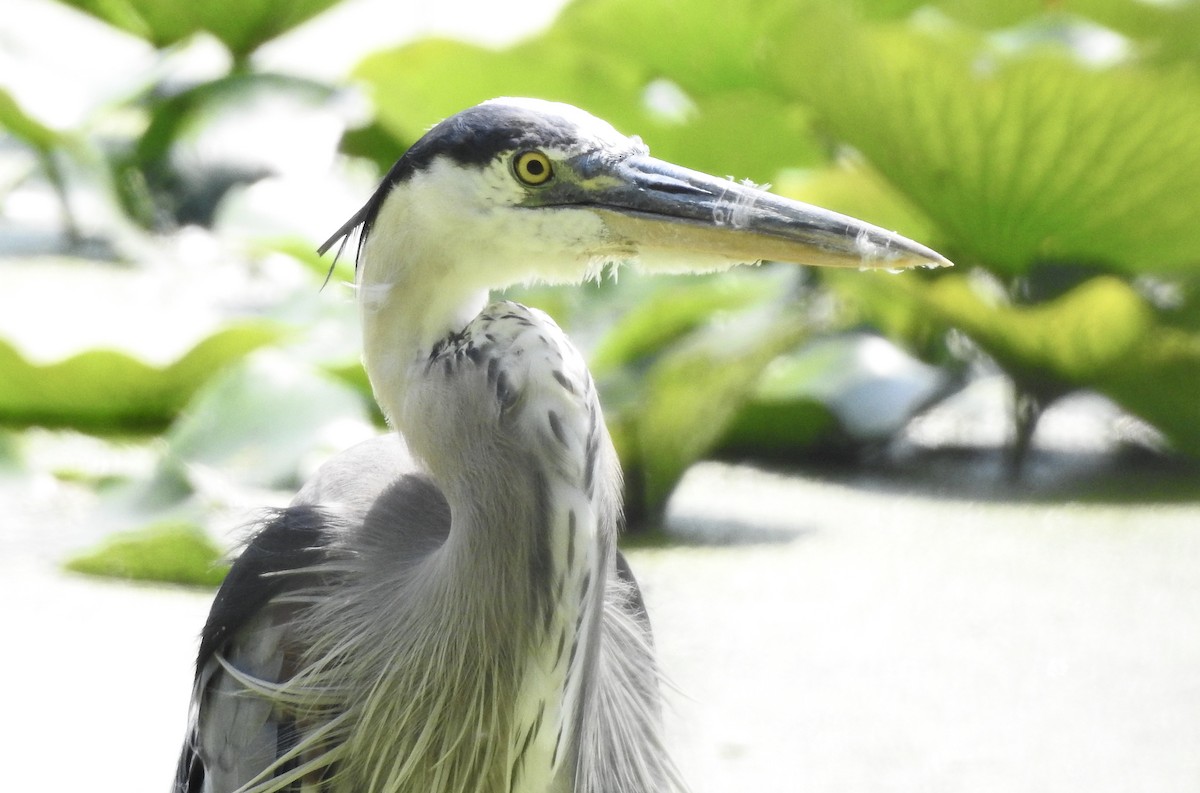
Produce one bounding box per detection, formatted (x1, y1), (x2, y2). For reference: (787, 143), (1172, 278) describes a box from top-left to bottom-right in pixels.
(346, 0), (1200, 483)
(65, 520), (229, 586)
(0, 322), (282, 431)
(0, 87), (62, 152)
(3, 0), (1200, 580)
(52, 0), (343, 62)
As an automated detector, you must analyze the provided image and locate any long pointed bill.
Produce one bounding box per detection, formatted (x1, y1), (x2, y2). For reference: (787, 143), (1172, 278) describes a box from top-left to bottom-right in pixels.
(569, 155), (951, 271)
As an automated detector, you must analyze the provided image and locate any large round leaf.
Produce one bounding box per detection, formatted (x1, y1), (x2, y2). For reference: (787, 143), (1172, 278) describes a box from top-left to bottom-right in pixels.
(776, 17), (1200, 275)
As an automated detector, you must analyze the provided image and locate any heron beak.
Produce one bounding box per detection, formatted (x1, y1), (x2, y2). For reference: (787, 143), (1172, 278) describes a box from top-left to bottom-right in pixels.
(571, 155), (951, 271)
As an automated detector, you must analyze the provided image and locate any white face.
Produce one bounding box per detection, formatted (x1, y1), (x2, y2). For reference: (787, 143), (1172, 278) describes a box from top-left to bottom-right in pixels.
(360, 100), (658, 300)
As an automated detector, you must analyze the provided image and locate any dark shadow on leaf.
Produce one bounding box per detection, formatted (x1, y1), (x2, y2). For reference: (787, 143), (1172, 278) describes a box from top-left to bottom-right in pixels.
(662, 515), (814, 547)
(776, 446), (1200, 506)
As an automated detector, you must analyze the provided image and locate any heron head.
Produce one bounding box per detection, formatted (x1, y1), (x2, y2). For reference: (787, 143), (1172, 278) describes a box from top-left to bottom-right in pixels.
(323, 97), (950, 300)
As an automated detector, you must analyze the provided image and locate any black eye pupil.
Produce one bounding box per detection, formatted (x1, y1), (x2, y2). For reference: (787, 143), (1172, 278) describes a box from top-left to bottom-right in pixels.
(525, 159), (544, 175)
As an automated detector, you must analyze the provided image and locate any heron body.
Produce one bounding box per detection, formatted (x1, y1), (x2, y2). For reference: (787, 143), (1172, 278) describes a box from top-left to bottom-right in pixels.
(176, 98), (948, 793)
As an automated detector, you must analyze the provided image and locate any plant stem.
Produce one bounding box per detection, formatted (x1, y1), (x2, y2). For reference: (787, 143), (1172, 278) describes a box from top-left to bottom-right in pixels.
(1007, 385), (1044, 483)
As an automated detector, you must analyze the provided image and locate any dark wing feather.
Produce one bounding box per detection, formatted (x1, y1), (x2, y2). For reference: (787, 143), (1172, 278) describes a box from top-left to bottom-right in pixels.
(195, 507), (330, 673)
(175, 435), (434, 793)
(174, 507), (335, 793)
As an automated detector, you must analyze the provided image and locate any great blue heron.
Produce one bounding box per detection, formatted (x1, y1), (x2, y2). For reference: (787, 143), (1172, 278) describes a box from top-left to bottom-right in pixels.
(175, 97), (949, 793)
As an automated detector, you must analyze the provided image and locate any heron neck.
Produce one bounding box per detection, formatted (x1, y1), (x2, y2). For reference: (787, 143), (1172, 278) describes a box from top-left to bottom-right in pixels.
(433, 445), (611, 793)
(356, 286), (617, 788)
(358, 259), (490, 431)
(438, 462), (560, 617)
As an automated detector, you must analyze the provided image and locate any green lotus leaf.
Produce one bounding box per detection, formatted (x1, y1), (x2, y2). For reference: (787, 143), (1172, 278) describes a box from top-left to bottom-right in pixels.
(51, 0), (344, 58)
(836, 271), (1200, 455)
(776, 15), (1200, 275)
(635, 308), (808, 512)
(65, 520), (229, 587)
(0, 322), (282, 431)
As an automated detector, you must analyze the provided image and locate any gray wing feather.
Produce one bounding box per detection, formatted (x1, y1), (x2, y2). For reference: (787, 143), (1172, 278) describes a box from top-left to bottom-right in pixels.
(176, 433), (677, 793)
(193, 612), (289, 792)
(579, 552), (688, 793)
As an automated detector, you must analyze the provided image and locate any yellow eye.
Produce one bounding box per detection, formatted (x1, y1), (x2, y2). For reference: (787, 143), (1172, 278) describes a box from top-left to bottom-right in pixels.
(513, 150), (554, 186)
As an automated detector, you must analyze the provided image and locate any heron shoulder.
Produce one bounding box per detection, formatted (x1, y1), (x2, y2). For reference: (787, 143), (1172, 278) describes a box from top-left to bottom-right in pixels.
(293, 434), (418, 511)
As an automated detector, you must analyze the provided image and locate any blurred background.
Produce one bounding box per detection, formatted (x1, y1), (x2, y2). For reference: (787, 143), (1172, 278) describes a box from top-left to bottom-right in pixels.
(2, 0), (1199, 790)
